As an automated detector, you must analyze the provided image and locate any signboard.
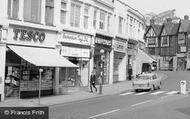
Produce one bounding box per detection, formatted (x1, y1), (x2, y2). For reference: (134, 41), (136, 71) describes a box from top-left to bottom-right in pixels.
(6, 26), (57, 48)
(60, 31), (91, 46)
(113, 40), (126, 53)
(61, 46), (90, 58)
(95, 37), (112, 47)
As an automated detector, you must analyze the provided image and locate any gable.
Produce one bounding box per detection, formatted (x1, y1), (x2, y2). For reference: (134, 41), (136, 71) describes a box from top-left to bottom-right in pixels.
(146, 27), (156, 37)
(161, 27), (167, 36)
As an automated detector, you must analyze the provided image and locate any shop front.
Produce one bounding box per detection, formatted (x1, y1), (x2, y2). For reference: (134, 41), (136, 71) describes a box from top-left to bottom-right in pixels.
(94, 34), (112, 84)
(0, 26), (77, 101)
(59, 31), (92, 87)
(113, 38), (127, 83)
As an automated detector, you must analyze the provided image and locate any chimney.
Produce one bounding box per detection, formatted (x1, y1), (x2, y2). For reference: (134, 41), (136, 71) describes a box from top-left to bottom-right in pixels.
(166, 18), (172, 23)
(150, 19), (155, 25)
(184, 15), (189, 20)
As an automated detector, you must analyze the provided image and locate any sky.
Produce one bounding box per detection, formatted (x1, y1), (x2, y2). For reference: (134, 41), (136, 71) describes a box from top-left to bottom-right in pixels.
(126, 0), (190, 18)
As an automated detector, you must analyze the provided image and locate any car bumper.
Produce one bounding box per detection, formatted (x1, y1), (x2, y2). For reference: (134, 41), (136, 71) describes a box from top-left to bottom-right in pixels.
(133, 85), (151, 90)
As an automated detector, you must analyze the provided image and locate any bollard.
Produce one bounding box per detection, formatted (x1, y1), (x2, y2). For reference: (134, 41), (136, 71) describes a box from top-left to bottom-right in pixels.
(180, 80), (187, 94)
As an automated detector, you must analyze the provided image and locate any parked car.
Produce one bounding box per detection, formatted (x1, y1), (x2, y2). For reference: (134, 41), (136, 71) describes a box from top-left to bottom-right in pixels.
(133, 73), (162, 92)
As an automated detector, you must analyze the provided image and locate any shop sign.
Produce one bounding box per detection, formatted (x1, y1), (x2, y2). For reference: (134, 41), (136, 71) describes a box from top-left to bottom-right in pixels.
(13, 28), (45, 43)
(113, 40), (126, 53)
(61, 46), (90, 58)
(61, 31), (91, 45)
(95, 37), (112, 46)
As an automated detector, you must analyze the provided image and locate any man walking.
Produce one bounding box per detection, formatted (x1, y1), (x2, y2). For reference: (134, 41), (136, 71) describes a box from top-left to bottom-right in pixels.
(90, 71), (97, 92)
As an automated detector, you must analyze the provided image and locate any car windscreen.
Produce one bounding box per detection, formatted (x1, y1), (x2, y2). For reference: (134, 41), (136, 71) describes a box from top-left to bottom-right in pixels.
(137, 75), (151, 80)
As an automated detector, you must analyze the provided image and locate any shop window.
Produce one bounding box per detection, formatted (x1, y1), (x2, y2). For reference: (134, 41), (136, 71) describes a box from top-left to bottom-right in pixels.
(7, 0), (19, 19)
(23, 0), (41, 23)
(99, 11), (106, 30)
(70, 3), (81, 27)
(45, 0), (54, 25)
(60, 0), (67, 24)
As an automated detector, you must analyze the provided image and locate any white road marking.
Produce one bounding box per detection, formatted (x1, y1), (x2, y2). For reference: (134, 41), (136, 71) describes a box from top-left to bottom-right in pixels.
(165, 91), (178, 95)
(160, 95), (172, 99)
(149, 91), (165, 95)
(134, 92), (149, 95)
(120, 92), (134, 96)
(131, 100), (152, 107)
(89, 109), (120, 118)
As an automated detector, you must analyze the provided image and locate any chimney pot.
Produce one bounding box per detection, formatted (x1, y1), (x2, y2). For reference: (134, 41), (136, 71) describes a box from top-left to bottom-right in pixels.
(184, 15), (189, 20)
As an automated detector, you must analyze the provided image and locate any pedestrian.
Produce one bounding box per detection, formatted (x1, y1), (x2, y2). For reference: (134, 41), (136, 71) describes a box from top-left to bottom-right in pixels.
(90, 71), (97, 92)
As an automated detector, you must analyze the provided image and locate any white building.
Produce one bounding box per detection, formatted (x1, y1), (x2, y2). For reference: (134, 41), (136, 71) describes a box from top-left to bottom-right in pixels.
(0, 0), (146, 101)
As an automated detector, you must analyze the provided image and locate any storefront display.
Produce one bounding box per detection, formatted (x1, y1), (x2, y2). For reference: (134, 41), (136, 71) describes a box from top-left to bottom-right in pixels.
(94, 35), (112, 84)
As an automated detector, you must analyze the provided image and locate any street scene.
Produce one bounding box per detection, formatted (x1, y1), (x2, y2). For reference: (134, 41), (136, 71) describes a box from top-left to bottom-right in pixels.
(0, 0), (190, 119)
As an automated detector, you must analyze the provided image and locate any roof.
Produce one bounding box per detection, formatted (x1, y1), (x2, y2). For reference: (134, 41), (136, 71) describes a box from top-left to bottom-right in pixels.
(179, 19), (190, 33)
(163, 22), (180, 35)
(145, 24), (163, 37)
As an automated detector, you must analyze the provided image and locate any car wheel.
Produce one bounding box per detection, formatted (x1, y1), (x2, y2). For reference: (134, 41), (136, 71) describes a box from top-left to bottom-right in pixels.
(152, 85), (156, 91)
(158, 82), (162, 89)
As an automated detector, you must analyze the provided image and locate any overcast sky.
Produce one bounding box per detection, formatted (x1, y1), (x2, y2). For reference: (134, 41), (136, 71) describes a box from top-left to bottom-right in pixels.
(126, 0), (190, 18)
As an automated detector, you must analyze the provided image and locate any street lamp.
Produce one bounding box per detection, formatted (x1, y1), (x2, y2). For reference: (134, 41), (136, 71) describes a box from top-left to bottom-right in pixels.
(99, 49), (105, 94)
(39, 68), (43, 105)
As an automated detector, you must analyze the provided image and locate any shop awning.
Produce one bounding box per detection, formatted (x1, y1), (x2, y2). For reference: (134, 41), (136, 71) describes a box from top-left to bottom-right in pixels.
(136, 49), (157, 63)
(8, 45), (78, 67)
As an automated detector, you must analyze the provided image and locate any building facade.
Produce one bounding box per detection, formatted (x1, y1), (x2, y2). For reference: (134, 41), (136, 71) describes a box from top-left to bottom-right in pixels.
(0, 0), (146, 101)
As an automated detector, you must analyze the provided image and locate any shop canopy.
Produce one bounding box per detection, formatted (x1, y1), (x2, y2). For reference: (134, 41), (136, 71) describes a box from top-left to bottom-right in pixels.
(136, 49), (157, 63)
(8, 45), (78, 67)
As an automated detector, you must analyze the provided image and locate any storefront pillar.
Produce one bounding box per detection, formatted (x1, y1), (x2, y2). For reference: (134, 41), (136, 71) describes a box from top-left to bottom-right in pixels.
(0, 43), (6, 101)
(109, 50), (114, 84)
(119, 54), (127, 81)
(54, 67), (60, 95)
(173, 56), (177, 71)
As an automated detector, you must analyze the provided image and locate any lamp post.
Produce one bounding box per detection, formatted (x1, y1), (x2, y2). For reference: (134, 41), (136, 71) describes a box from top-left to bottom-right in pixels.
(39, 68), (43, 105)
(99, 49), (105, 94)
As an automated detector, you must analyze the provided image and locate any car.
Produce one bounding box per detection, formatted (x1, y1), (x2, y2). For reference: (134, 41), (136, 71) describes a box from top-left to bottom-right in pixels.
(132, 73), (162, 92)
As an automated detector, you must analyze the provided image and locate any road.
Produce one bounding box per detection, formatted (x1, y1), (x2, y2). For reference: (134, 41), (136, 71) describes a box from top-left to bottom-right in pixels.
(49, 71), (190, 119)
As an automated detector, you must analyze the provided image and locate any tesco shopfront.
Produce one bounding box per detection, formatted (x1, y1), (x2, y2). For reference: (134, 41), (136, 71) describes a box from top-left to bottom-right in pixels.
(0, 26), (76, 101)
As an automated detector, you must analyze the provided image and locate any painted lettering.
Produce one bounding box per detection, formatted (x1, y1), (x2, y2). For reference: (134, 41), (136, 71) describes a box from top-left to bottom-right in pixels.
(13, 28), (45, 43)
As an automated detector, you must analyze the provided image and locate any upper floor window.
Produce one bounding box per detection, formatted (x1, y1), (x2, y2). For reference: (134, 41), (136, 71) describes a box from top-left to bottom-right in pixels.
(60, 0), (67, 24)
(161, 36), (169, 47)
(118, 16), (123, 34)
(7, 0), (19, 19)
(83, 6), (89, 29)
(107, 15), (111, 32)
(24, 0), (41, 23)
(99, 11), (106, 30)
(45, 0), (54, 25)
(147, 37), (157, 47)
(93, 8), (97, 29)
(70, 3), (81, 27)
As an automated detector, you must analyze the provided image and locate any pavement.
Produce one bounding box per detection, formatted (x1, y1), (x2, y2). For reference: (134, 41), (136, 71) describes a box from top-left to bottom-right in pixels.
(0, 72), (167, 107)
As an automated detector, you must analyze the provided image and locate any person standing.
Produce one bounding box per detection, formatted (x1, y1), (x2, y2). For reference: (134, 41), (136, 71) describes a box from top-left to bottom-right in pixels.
(90, 71), (97, 92)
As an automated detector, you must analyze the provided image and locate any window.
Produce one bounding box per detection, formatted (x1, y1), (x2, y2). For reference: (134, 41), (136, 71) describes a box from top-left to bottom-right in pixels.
(83, 6), (89, 29)
(23, 0), (41, 23)
(99, 11), (106, 30)
(147, 37), (157, 47)
(161, 36), (169, 47)
(7, 0), (19, 19)
(93, 9), (97, 29)
(60, 0), (67, 24)
(118, 16), (123, 34)
(107, 15), (111, 32)
(45, 0), (54, 25)
(70, 3), (81, 27)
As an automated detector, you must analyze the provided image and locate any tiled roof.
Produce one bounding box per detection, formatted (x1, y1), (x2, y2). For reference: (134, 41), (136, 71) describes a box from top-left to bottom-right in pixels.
(151, 24), (163, 36)
(163, 22), (180, 35)
(179, 19), (190, 33)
